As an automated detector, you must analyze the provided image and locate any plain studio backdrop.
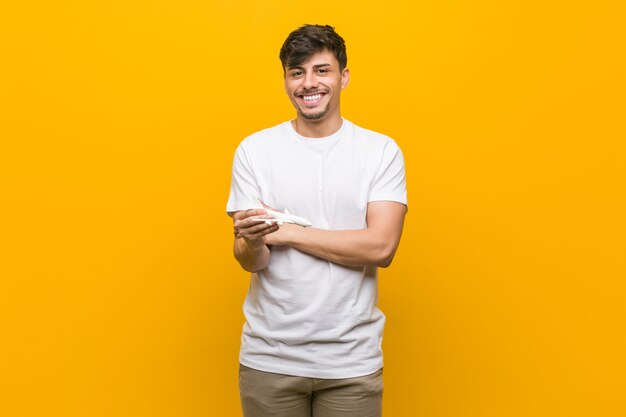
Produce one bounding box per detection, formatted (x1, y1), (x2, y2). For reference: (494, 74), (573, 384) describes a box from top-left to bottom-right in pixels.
(1, 1), (624, 416)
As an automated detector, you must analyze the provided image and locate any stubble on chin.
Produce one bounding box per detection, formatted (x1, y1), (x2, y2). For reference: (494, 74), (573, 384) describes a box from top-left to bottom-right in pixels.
(300, 111), (326, 120)
(298, 104), (328, 120)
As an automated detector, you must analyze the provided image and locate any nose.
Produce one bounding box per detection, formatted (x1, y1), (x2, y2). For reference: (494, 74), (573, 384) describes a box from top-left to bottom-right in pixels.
(302, 72), (318, 90)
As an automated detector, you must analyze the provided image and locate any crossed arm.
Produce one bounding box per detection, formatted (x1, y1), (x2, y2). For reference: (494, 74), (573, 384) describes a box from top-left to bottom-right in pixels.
(230, 201), (407, 272)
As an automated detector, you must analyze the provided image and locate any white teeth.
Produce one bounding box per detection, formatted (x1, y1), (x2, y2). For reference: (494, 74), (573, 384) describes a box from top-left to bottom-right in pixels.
(303, 94), (322, 102)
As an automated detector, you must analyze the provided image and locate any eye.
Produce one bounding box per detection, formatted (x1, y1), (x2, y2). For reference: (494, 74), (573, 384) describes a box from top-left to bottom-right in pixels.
(318, 68), (329, 74)
(290, 71), (303, 77)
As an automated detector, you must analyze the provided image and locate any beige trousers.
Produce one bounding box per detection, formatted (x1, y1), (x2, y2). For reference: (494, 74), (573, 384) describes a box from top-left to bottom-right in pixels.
(239, 364), (383, 417)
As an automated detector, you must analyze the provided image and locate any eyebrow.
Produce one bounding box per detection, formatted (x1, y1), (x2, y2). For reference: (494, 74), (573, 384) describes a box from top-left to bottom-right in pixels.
(288, 63), (332, 71)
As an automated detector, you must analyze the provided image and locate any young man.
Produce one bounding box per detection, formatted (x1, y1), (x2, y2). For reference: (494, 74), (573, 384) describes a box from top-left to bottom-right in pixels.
(226, 24), (407, 417)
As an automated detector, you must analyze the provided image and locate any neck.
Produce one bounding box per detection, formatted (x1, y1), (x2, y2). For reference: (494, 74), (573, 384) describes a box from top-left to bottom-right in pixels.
(292, 113), (343, 138)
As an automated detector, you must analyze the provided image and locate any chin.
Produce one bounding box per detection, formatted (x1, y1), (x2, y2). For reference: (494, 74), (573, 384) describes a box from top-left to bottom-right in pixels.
(298, 106), (329, 121)
(301, 112), (326, 120)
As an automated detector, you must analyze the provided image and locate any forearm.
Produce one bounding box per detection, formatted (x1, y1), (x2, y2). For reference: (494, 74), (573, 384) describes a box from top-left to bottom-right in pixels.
(265, 201), (406, 268)
(282, 227), (398, 268)
(234, 238), (270, 272)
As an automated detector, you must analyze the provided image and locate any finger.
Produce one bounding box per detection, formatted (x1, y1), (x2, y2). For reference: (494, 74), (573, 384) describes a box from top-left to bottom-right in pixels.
(247, 208), (268, 218)
(232, 210), (247, 221)
(236, 216), (273, 230)
(250, 225), (279, 238)
(247, 224), (280, 240)
(233, 208), (267, 221)
(236, 220), (276, 237)
(240, 220), (274, 233)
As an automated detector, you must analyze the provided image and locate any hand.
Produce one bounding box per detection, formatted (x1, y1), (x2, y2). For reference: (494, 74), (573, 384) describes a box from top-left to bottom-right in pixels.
(264, 222), (297, 246)
(232, 209), (279, 249)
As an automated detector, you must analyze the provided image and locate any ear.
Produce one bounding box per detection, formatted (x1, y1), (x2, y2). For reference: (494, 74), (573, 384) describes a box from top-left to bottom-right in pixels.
(341, 68), (350, 89)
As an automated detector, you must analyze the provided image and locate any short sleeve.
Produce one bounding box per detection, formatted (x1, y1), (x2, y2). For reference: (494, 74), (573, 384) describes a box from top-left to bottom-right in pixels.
(226, 143), (260, 214)
(369, 140), (408, 206)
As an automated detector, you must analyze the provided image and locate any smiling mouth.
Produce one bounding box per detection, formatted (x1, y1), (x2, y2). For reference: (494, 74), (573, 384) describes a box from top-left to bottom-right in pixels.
(298, 92), (326, 106)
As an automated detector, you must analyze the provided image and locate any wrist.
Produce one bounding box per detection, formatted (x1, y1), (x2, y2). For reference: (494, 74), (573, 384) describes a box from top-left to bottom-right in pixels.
(282, 224), (303, 246)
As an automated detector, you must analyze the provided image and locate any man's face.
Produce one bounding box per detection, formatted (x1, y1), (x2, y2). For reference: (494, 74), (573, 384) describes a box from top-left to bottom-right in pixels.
(284, 49), (349, 121)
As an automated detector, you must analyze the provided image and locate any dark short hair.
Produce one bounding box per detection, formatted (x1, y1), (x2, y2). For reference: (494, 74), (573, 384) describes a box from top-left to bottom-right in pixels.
(279, 24), (347, 72)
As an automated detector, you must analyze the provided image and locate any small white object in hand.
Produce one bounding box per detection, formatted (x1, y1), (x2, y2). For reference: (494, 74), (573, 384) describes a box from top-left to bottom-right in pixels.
(250, 197), (312, 227)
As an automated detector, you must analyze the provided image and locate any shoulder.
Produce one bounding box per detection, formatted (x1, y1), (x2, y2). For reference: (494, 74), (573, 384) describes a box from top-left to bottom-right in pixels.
(345, 120), (402, 152)
(239, 121), (291, 150)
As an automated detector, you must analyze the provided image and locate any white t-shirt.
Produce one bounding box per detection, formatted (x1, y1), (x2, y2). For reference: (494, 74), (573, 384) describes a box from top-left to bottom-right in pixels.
(226, 119), (407, 379)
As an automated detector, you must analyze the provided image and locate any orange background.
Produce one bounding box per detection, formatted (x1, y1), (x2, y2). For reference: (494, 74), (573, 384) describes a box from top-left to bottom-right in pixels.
(1, 1), (625, 416)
